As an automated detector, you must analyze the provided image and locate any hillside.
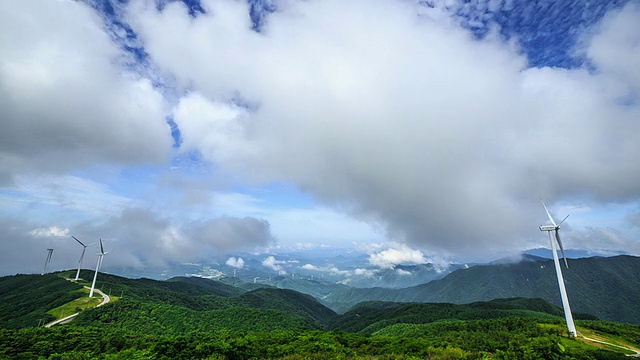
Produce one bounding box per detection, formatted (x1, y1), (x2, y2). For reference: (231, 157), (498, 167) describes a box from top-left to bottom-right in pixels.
(325, 255), (640, 324)
(1, 272), (639, 359)
(236, 288), (337, 324)
(167, 276), (247, 297)
(0, 274), (84, 329)
(328, 298), (595, 334)
(68, 271), (337, 333)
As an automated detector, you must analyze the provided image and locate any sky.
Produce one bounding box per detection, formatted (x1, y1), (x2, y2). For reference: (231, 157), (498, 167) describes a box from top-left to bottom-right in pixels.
(1, 0), (640, 276)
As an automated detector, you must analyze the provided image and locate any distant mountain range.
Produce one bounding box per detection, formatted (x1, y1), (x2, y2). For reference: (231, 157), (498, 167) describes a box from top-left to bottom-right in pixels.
(106, 247), (632, 293)
(102, 251), (640, 324)
(522, 248), (630, 260)
(108, 249), (467, 289)
(323, 255), (640, 324)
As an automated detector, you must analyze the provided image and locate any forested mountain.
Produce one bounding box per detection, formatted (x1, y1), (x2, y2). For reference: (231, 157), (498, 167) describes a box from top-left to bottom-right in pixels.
(324, 255), (640, 324)
(71, 270), (337, 333)
(2, 271), (640, 359)
(329, 298), (598, 334)
(0, 274), (84, 329)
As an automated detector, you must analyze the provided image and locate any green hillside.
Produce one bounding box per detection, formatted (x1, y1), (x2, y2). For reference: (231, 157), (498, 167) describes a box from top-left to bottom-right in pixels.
(72, 297), (316, 335)
(1, 271), (639, 359)
(167, 276), (247, 297)
(68, 272), (337, 333)
(235, 288), (337, 324)
(0, 274), (84, 329)
(329, 298), (584, 334)
(270, 277), (350, 299)
(325, 255), (640, 324)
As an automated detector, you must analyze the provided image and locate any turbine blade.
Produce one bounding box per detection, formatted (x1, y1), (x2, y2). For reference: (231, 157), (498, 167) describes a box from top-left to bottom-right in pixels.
(79, 247), (86, 265)
(100, 239), (104, 255)
(555, 231), (569, 268)
(559, 214), (570, 226)
(540, 198), (558, 227)
(72, 236), (86, 247)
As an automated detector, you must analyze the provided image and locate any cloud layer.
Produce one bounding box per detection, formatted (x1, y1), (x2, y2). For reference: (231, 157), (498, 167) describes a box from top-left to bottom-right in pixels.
(0, 0), (172, 184)
(0, 208), (273, 275)
(126, 0), (640, 258)
(2, 0), (639, 275)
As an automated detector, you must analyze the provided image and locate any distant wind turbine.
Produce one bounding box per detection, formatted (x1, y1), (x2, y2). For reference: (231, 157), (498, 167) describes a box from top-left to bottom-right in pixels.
(539, 199), (576, 337)
(42, 248), (54, 275)
(89, 239), (107, 298)
(71, 236), (89, 281)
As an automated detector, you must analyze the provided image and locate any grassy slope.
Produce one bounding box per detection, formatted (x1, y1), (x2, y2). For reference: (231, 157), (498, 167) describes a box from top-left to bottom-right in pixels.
(0, 274), (83, 329)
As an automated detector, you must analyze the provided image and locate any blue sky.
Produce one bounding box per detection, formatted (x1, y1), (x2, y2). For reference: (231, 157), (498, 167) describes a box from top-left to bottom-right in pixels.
(1, 0), (640, 275)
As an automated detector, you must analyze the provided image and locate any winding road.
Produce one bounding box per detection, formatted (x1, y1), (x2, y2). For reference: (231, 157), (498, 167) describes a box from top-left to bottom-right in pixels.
(578, 333), (640, 357)
(44, 287), (110, 327)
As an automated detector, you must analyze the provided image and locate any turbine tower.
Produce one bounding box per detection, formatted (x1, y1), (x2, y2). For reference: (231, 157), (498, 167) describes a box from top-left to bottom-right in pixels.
(72, 236), (89, 281)
(42, 248), (54, 275)
(539, 199), (576, 337)
(89, 239), (107, 298)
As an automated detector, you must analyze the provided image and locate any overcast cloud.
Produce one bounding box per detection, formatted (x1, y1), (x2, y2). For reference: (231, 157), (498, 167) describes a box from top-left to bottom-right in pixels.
(1, 0), (639, 275)
(126, 0), (640, 258)
(0, 0), (172, 184)
(0, 208), (272, 274)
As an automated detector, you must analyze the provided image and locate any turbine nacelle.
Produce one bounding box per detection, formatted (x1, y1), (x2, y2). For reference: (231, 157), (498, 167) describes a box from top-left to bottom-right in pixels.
(539, 225), (556, 232)
(539, 198), (570, 269)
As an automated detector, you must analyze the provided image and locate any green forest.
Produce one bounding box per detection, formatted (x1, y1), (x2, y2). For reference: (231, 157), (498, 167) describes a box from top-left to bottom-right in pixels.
(1, 272), (639, 359)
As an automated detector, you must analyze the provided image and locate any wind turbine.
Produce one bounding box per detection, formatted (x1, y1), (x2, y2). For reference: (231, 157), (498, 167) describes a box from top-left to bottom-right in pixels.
(71, 236), (89, 281)
(539, 199), (576, 337)
(89, 239), (107, 298)
(41, 248), (54, 275)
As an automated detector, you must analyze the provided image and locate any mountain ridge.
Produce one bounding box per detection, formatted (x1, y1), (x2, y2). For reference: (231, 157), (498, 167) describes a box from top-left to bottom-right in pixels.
(324, 255), (640, 324)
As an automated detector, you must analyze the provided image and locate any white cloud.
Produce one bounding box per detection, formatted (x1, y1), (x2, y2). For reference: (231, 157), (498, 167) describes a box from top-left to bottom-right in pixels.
(29, 226), (69, 238)
(395, 268), (412, 276)
(301, 263), (319, 270)
(0, 0), (172, 183)
(328, 266), (351, 276)
(369, 243), (429, 269)
(354, 268), (377, 277)
(173, 93), (256, 165)
(125, 0), (640, 259)
(262, 255), (286, 273)
(226, 256), (245, 269)
(584, 2), (640, 97)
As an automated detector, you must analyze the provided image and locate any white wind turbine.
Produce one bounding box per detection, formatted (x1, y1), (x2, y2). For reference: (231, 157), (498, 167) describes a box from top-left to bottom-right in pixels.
(89, 239), (107, 298)
(71, 236), (90, 281)
(539, 199), (576, 337)
(41, 247), (54, 275)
